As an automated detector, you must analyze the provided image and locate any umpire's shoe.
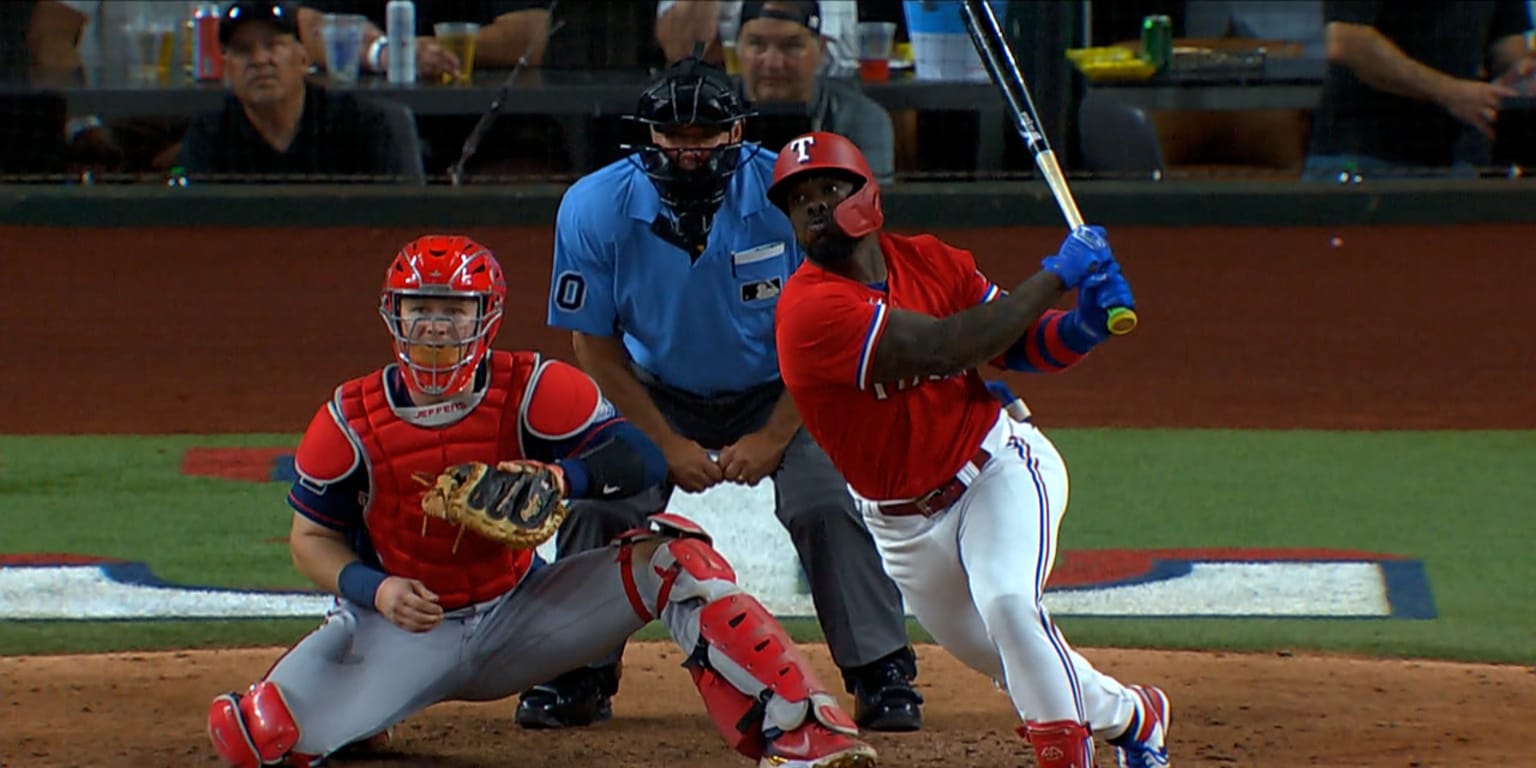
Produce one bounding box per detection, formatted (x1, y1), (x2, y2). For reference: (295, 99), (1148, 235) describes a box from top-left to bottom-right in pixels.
(842, 647), (924, 732)
(514, 665), (619, 729)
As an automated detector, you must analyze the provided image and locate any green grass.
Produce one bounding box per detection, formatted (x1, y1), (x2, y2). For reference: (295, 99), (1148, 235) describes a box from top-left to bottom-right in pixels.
(2, 431), (1533, 662)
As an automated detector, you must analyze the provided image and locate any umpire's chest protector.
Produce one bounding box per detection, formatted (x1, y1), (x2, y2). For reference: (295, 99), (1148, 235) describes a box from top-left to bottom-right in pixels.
(336, 351), (537, 610)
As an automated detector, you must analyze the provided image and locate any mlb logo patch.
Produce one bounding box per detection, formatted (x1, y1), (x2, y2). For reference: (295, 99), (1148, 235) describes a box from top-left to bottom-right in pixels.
(740, 277), (783, 302)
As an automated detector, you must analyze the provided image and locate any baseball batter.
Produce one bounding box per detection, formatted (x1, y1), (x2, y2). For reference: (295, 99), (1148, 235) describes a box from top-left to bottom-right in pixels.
(769, 133), (1171, 768)
(204, 235), (877, 768)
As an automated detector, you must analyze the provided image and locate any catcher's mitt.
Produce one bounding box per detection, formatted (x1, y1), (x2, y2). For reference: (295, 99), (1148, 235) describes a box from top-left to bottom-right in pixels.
(417, 461), (568, 551)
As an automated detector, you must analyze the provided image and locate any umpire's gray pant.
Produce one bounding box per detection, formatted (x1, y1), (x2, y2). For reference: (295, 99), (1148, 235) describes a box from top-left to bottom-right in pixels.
(556, 369), (909, 671)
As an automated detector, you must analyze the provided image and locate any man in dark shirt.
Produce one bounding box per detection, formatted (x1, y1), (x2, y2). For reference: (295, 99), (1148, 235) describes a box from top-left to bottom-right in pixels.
(1304, 0), (1535, 179)
(733, 1), (895, 183)
(175, 1), (417, 181)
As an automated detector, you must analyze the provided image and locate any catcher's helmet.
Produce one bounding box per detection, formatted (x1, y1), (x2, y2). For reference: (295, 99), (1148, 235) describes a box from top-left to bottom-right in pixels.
(767, 131), (883, 238)
(379, 235), (506, 397)
(626, 56), (754, 215)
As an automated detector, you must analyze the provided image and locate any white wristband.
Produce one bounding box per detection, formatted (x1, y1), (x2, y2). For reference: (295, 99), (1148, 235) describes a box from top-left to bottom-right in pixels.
(365, 36), (389, 72)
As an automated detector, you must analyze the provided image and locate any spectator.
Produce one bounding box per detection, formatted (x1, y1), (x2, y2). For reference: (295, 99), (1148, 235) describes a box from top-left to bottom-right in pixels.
(657, 0), (858, 78)
(1303, 0), (1536, 179)
(736, 1), (894, 182)
(3, 0), (130, 174)
(174, 1), (421, 181)
(59, 2), (196, 173)
(298, 0), (552, 82)
(1184, 1), (1325, 59)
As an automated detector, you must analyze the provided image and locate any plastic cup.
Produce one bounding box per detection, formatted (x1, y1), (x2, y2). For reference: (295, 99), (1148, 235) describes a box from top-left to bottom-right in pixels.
(124, 23), (174, 85)
(434, 22), (481, 84)
(857, 21), (896, 83)
(321, 14), (367, 85)
(722, 40), (742, 75)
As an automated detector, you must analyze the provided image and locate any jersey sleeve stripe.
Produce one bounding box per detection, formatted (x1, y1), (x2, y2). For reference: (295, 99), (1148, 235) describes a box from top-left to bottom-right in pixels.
(979, 283), (1002, 304)
(567, 417), (624, 457)
(287, 492), (350, 530)
(856, 303), (889, 391)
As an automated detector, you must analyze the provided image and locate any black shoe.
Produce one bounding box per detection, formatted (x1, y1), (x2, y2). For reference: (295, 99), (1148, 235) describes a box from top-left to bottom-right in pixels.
(843, 648), (924, 733)
(514, 665), (618, 730)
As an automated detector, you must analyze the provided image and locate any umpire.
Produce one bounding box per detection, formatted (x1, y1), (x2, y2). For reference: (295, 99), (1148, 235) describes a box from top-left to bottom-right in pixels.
(523, 55), (922, 733)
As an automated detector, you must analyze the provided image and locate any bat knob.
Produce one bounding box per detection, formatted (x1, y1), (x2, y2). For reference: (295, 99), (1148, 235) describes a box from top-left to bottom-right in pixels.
(1106, 307), (1138, 335)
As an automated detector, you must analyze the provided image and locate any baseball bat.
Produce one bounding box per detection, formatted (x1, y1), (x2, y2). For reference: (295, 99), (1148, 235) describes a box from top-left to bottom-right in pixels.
(959, 0), (1138, 336)
(447, 3), (565, 187)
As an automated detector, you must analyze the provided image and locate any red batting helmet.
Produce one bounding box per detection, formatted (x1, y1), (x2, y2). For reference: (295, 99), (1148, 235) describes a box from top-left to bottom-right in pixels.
(378, 235), (506, 397)
(767, 131), (884, 238)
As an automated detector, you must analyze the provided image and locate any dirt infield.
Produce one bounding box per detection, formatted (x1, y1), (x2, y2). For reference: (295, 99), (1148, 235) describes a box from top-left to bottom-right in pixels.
(1, 223), (1532, 766)
(4, 644), (1535, 768)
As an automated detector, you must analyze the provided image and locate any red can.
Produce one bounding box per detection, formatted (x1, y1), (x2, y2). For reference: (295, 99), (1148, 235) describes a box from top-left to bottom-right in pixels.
(192, 3), (224, 81)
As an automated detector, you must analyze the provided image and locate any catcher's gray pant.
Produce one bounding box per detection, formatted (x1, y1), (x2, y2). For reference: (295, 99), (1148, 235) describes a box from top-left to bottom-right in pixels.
(260, 538), (824, 759)
(555, 370), (909, 670)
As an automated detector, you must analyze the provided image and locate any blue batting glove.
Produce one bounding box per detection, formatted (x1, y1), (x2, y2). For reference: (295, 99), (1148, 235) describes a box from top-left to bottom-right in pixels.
(1041, 225), (1115, 290)
(1060, 269), (1136, 351)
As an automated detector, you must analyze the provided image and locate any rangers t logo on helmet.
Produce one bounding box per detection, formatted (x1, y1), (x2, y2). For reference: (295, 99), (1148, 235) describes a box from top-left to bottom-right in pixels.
(788, 135), (816, 163)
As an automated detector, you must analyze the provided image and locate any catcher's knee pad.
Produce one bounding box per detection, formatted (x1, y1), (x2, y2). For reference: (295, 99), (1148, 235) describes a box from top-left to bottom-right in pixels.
(616, 512), (738, 621)
(207, 681), (302, 767)
(688, 593), (858, 757)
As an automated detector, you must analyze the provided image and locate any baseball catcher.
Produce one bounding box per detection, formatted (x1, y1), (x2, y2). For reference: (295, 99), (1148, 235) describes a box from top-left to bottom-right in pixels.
(204, 235), (877, 768)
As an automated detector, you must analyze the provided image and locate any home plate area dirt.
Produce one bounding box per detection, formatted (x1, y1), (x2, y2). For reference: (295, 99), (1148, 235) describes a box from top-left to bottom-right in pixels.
(3, 643), (1532, 767)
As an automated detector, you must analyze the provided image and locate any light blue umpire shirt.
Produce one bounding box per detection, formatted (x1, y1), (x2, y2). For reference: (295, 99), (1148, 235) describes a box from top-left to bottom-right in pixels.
(547, 145), (801, 398)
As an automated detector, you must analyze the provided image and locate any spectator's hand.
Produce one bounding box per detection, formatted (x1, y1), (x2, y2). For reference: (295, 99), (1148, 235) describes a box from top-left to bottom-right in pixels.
(415, 36), (460, 80)
(1438, 78), (1519, 138)
(65, 126), (123, 174)
(379, 36), (460, 81)
(1494, 56), (1536, 97)
(662, 436), (724, 493)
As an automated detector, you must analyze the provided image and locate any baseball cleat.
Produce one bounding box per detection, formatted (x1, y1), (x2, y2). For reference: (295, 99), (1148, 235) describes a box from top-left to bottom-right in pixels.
(1110, 684), (1170, 768)
(845, 651), (923, 732)
(514, 666), (616, 730)
(760, 723), (878, 768)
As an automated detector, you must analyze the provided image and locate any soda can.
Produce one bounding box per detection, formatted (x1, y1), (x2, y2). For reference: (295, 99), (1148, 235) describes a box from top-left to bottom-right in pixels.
(193, 3), (225, 81)
(1140, 14), (1172, 72)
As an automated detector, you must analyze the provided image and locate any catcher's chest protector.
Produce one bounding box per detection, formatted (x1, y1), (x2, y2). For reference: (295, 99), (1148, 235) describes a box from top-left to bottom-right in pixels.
(337, 350), (538, 610)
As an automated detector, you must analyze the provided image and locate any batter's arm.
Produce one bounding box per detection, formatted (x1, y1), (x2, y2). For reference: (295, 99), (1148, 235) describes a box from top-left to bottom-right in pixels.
(868, 271), (1064, 385)
(571, 331), (686, 452)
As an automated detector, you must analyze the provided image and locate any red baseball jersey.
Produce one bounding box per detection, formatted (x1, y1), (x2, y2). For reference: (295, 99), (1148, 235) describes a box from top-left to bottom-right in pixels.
(776, 231), (1003, 500)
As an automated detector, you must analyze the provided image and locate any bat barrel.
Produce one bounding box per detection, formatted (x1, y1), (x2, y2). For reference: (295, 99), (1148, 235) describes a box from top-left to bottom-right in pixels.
(960, 0), (1048, 153)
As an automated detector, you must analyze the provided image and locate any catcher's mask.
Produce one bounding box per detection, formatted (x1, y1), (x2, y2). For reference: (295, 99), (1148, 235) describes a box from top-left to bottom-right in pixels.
(767, 131), (883, 238)
(379, 235), (506, 397)
(623, 55), (758, 228)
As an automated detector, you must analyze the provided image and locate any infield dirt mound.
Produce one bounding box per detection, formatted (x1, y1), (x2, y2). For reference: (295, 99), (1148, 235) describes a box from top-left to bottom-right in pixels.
(3, 642), (1531, 767)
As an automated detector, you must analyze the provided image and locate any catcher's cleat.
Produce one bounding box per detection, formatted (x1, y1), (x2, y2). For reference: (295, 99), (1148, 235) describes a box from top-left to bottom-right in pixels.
(844, 650), (923, 733)
(760, 723), (878, 768)
(1110, 684), (1171, 768)
(514, 666), (616, 730)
